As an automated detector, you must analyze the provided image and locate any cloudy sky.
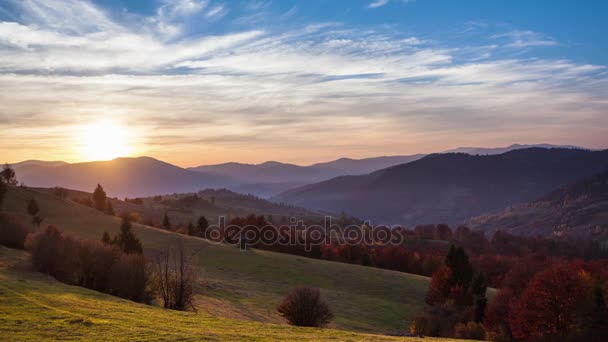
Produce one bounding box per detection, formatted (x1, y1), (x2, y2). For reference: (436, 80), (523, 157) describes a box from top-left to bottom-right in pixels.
(1, 0), (607, 166)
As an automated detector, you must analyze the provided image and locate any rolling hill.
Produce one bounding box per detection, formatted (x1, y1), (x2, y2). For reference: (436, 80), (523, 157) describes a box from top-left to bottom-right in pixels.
(468, 170), (608, 239)
(275, 148), (608, 226)
(443, 143), (585, 155)
(2, 185), (435, 334)
(0, 247), (469, 341)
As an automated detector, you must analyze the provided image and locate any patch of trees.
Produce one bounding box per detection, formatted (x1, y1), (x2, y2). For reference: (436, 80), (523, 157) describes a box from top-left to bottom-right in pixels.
(74, 184), (115, 215)
(25, 225), (152, 303)
(410, 245), (487, 339)
(277, 287), (334, 327)
(0, 212), (31, 249)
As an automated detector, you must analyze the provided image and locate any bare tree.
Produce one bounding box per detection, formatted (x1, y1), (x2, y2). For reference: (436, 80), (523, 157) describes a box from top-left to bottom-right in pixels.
(152, 242), (202, 311)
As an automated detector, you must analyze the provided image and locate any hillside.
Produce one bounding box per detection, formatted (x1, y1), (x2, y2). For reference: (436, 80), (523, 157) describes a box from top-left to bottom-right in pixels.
(468, 170), (608, 239)
(0, 247), (471, 341)
(2, 186), (432, 334)
(275, 148), (608, 226)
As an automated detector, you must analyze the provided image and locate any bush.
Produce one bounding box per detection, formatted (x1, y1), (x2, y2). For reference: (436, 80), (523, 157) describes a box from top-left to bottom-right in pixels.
(277, 286), (333, 327)
(0, 213), (31, 249)
(25, 225), (151, 303)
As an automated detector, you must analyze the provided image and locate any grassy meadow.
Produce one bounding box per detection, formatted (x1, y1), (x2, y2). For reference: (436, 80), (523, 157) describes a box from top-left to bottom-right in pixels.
(3, 186), (439, 334)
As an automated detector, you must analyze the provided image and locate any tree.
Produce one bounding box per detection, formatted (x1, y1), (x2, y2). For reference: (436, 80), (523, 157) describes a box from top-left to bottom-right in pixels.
(186, 222), (194, 235)
(106, 200), (115, 216)
(509, 262), (589, 340)
(92, 184), (107, 211)
(426, 266), (454, 305)
(0, 164), (17, 185)
(27, 198), (42, 228)
(152, 243), (197, 311)
(101, 231), (112, 245)
(114, 216), (143, 254)
(0, 180), (6, 210)
(196, 215), (209, 237)
(277, 287), (334, 327)
(162, 212), (171, 230)
(444, 245), (473, 288)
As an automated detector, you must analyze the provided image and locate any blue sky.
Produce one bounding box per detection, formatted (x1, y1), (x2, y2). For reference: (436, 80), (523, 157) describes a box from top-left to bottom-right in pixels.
(0, 0), (607, 165)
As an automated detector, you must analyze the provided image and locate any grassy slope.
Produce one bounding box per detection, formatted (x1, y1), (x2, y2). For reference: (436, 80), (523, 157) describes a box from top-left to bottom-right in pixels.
(0, 247), (471, 342)
(4, 186), (432, 333)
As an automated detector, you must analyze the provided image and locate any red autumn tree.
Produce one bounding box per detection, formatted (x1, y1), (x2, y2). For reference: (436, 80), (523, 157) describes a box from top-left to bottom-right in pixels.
(426, 266), (453, 305)
(484, 288), (515, 340)
(509, 262), (589, 340)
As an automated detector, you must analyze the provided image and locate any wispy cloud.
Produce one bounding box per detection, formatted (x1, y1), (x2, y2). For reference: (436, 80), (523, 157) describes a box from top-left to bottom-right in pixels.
(368, 0), (390, 9)
(0, 0), (606, 165)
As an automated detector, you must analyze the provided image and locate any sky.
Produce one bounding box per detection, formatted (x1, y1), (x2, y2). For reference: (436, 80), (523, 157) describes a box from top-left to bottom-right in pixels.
(0, 0), (607, 167)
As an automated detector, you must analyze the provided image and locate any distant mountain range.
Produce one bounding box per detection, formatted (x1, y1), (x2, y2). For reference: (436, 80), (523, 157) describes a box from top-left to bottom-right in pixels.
(274, 148), (608, 226)
(443, 143), (585, 155)
(13, 157), (231, 198)
(9, 144), (594, 200)
(468, 169), (608, 239)
(188, 155), (425, 196)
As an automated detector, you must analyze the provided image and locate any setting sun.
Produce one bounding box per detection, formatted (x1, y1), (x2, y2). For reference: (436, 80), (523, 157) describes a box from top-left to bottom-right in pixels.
(80, 120), (132, 161)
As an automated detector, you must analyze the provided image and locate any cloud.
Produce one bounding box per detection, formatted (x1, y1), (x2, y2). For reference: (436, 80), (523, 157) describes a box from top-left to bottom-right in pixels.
(205, 4), (227, 18)
(368, 0), (390, 8)
(492, 30), (558, 48)
(0, 0), (607, 165)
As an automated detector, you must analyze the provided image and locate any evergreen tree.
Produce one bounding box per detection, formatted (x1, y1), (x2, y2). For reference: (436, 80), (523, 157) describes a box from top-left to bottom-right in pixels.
(196, 215), (208, 237)
(444, 245), (473, 288)
(115, 216), (143, 254)
(162, 212), (171, 230)
(0, 180), (6, 210)
(101, 231), (112, 245)
(27, 198), (41, 227)
(187, 222), (195, 236)
(106, 200), (115, 216)
(92, 184), (107, 211)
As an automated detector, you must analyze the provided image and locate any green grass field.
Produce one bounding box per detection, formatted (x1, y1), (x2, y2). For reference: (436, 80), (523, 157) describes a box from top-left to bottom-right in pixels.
(0, 246), (475, 341)
(3, 186), (439, 334)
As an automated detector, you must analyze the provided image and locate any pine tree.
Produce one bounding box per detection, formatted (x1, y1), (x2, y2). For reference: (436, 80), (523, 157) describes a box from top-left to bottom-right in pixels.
(106, 200), (115, 216)
(0, 164), (17, 185)
(27, 198), (41, 227)
(162, 212), (171, 230)
(101, 231), (112, 245)
(444, 245), (473, 288)
(115, 216), (143, 254)
(196, 215), (208, 237)
(92, 184), (107, 211)
(187, 222), (195, 236)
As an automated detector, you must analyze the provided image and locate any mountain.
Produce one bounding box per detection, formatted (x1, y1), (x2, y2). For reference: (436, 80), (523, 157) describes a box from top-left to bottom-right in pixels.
(275, 148), (608, 226)
(308, 155), (425, 174)
(443, 143), (585, 155)
(15, 157), (232, 198)
(468, 170), (608, 239)
(189, 155), (425, 197)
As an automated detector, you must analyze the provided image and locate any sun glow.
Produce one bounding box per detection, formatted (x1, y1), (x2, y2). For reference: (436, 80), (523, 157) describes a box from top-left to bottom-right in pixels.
(80, 120), (132, 161)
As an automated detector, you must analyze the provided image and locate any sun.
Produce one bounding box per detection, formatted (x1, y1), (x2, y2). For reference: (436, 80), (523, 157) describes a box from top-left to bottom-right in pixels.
(80, 120), (132, 161)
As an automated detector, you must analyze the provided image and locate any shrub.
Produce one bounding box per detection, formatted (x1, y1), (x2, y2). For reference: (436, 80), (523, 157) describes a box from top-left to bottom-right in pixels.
(277, 286), (333, 327)
(0, 212), (31, 249)
(25, 225), (150, 303)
